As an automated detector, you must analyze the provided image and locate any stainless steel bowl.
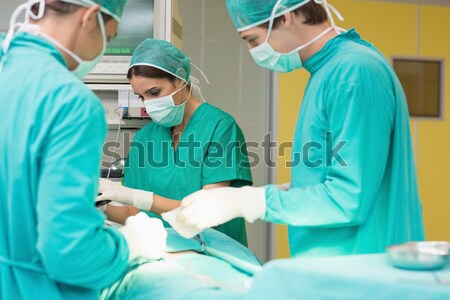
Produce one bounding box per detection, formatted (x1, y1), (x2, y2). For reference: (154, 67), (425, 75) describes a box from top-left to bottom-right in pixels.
(387, 241), (450, 271)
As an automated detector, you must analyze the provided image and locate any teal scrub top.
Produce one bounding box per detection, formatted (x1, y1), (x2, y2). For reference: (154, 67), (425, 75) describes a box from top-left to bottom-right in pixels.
(265, 29), (425, 257)
(0, 33), (129, 300)
(124, 103), (253, 246)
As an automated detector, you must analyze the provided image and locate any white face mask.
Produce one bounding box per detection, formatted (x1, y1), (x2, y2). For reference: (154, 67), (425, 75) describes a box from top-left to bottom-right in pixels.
(248, 0), (345, 73)
(42, 12), (107, 79)
(1, 2), (107, 79)
(250, 27), (332, 73)
(143, 81), (191, 128)
(73, 13), (107, 79)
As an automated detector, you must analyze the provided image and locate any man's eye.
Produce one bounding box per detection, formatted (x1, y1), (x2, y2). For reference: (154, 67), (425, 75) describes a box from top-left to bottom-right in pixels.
(248, 39), (259, 47)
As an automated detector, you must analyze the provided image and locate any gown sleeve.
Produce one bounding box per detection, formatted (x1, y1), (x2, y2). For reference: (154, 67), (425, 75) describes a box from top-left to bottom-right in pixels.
(36, 84), (129, 289)
(265, 78), (394, 227)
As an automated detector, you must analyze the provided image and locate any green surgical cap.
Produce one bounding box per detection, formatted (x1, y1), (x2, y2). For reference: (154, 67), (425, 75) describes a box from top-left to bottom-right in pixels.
(129, 39), (191, 83)
(63, 0), (128, 22)
(226, 0), (310, 32)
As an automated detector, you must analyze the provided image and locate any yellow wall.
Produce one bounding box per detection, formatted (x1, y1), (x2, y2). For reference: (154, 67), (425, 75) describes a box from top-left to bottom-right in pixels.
(417, 6), (450, 241)
(276, 1), (450, 258)
(276, 69), (309, 258)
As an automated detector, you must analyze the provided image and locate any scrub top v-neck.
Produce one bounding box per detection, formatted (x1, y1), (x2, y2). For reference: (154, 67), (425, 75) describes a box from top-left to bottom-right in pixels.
(124, 103), (252, 246)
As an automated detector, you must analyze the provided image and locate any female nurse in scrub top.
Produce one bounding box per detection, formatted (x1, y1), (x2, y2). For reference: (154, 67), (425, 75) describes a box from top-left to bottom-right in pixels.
(97, 38), (252, 246)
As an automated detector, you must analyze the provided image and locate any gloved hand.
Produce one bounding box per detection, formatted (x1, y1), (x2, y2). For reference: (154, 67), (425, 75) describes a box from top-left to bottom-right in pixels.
(176, 186), (266, 237)
(97, 178), (154, 211)
(161, 207), (203, 239)
(278, 182), (290, 191)
(118, 212), (167, 261)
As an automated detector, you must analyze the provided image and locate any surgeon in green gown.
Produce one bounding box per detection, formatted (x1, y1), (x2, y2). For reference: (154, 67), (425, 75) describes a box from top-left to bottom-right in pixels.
(0, 1), (155, 300)
(98, 39), (252, 246)
(176, 0), (425, 257)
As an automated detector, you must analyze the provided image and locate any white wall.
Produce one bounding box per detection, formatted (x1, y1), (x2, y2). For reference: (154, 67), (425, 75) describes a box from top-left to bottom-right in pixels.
(0, 0), (22, 32)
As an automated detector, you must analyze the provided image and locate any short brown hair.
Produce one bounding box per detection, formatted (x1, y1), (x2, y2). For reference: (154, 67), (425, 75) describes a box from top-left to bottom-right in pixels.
(259, 1), (328, 29)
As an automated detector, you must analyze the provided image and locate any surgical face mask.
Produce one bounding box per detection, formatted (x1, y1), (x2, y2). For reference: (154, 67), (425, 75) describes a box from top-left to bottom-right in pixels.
(248, 0), (340, 73)
(2, 2), (107, 79)
(71, 48), (104, 79)
(250, 27), (332, 73)
(144, 82), (191, 128)
(32, 13), (106, 79)
(68, 13), (107, 79)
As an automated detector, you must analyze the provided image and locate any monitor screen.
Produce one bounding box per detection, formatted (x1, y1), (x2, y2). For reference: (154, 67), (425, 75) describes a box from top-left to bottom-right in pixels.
(0, 0), (155, 57)
(106, 0), (154, 56)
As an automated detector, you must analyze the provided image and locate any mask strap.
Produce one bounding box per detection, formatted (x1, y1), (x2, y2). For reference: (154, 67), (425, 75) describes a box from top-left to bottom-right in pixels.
(2, 3), (28, 55)
(314, 0), (346, 33)
(173, 80), (189, 97)
(0, 0), (106, 75)
(39, 12), (105, 67)
(97, 13), (107, 55)
(185, 82), (193, 104)
(292, 26), (333, 53)
(190, 62), (210, 85)
(27, 0), (46, 20)
(190, 62), (210, 103)
(189, 76), (205, 103)
(265, 0), (284, 43)
(18, 23), (40, 34)
(174, 81), (191, 107)
(39, 31), (83, 64)
(265, 0), (315, 43)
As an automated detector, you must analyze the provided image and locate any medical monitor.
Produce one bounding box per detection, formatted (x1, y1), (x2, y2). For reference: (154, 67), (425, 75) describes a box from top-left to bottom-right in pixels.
(0, 0), (182, 84)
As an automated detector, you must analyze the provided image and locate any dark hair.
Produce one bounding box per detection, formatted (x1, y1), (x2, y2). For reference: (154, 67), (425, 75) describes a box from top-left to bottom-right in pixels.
(31, 0), (114, 23)
(127, 65), (177, 81)
(259, 1), (328, 29)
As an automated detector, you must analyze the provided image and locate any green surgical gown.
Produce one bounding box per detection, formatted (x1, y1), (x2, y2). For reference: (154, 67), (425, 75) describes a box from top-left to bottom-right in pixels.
(124, 103), (252, 246)
(0, 32), (129, 300)
(265, 29), (425, 257)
